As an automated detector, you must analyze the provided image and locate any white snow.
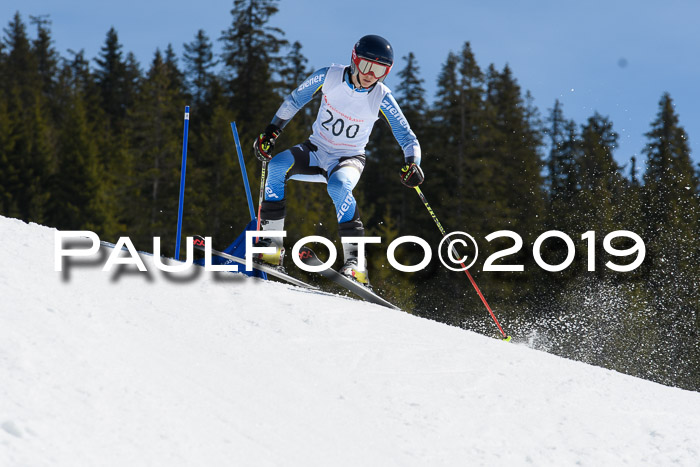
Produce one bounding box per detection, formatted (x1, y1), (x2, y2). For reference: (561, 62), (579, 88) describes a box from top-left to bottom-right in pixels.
(1, 215), (699, 466)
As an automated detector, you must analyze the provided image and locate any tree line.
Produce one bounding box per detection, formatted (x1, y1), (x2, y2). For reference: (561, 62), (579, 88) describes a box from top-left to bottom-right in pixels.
(1, 1), (698, 391)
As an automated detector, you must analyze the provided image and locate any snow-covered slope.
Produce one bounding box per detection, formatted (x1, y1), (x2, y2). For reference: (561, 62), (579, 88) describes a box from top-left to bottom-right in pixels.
(1, 216), (699, 466)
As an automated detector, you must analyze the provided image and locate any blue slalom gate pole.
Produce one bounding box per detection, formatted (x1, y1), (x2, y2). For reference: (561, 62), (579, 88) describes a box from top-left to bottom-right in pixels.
(175, 106), (190, 260)
(231, 122), (256, 221)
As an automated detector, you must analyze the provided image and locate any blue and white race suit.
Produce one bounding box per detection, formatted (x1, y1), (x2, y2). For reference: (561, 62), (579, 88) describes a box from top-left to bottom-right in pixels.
(263, 64), (421, 228)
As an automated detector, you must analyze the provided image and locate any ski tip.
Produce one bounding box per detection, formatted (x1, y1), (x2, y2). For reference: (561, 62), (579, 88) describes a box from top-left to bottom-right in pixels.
(297, 246), (316, 262)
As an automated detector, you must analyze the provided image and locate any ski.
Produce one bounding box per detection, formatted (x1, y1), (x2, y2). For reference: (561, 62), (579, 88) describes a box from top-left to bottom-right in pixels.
(297, 247), (400, 310)
(192, 235), (318, 290)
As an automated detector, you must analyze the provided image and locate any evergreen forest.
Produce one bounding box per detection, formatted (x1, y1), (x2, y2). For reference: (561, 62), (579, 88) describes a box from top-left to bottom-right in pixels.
(1, 2), (698, 391)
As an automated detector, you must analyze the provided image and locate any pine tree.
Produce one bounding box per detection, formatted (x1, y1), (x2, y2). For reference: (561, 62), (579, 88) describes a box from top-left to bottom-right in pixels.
(617, 155), (644, 272)
(431, 44), (491, 232)
(0, 12), (52, 222)
(484, 65), (544, 229)
(92, 31), (142, 238)
(182, 31), (250, 244)
(29, 15), (58, 99)
(396, 52), (427, 123)
(124, 51), (142, 112)
(0, 20), (11, 214)
(570, 113), (625, 274)
(541, 104), (585, 297)
(219, 0), (288, 132)
(46, 63), (111, 233)
(643, 93), (698, 270)
(545, 102), (580, 229)
(482, 64), (544, 303)
(182, 29), (222, 241)
(0, 88), (15, 214)
(2, 12), (38, 95)
(127, 49), (186, 251)
(66, 47), (106, 126)
(559, 119), (582, 212)
(417, 44), (496, 325)
(183, 29), (217, 108)
(393, 52), (428, 231)
(94, 27), (131, 130)
(218, 0), (289, 244)
(575, 114), (622, 224)
(164, 44), (185, 94)
(545, 100), (566, 196)
(641, 93), (699, 389)
(275, 40), (313, 144)
(427, 49), (459, 224)
(277, 41), (308, 95)
(66, 49), (92, 94)
(642, 94), (699, 281)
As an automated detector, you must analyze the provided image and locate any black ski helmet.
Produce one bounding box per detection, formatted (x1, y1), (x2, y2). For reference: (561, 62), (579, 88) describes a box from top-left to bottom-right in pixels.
(351, 34), (394, 83)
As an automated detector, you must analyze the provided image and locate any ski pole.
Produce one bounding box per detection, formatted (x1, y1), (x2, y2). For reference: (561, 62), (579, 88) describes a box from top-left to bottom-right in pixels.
(413, 186), (511, 341)
(256, 160), (267, 242)
(230, 122), (256, 221)
(175, 105), (190, 260)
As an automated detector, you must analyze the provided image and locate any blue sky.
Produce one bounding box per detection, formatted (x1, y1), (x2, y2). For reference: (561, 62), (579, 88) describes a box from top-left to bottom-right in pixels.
(3, 0), (700, 170)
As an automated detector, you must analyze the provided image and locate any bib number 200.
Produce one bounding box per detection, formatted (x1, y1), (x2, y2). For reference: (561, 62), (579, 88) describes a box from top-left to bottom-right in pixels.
(321, 110), (359, 138)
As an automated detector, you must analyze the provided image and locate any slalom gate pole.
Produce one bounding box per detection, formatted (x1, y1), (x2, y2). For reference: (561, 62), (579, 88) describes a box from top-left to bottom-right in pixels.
(175, 105), (190, 261)
(256, 161), (267, 242)
(230, 122), (256, 222)
(413, 186), (511, 341)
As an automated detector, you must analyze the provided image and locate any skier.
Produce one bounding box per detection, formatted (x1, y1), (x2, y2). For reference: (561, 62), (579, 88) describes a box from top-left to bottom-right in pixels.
(252, 34), (424, 286)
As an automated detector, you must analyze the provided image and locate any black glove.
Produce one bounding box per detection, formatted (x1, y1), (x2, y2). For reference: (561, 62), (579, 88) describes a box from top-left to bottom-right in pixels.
(400, 162), (424, 187)
(253, 124), (282, 162)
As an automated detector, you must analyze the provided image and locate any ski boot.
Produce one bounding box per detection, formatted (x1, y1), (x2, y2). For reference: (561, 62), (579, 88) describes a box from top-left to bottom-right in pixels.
(339, 258), (370, 286)
(252, 218), (285, 268)
(252, 237), (285, 267)
(339, 241), (370, 286)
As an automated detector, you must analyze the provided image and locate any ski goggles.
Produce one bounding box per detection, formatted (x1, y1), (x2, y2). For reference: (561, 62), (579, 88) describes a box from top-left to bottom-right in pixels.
(352, 52), (391, 79)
